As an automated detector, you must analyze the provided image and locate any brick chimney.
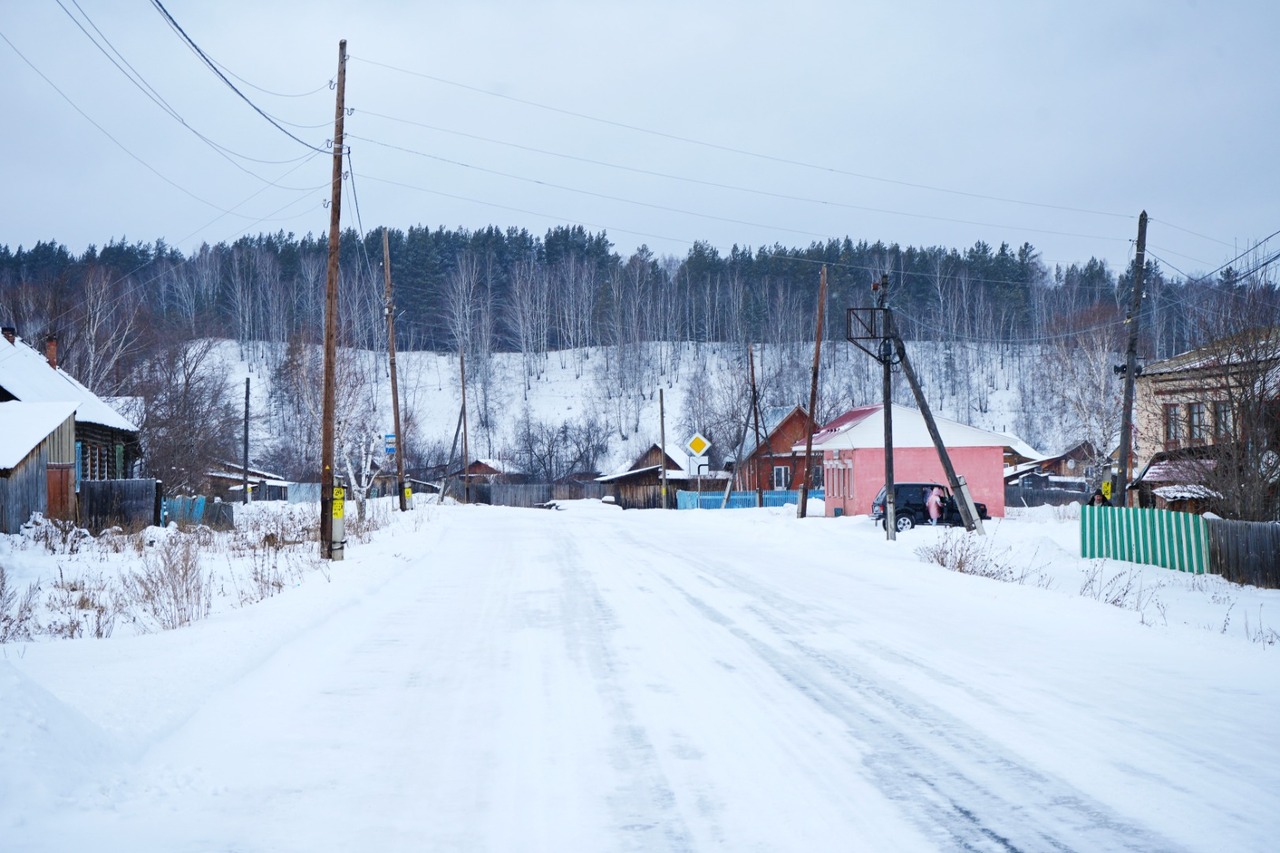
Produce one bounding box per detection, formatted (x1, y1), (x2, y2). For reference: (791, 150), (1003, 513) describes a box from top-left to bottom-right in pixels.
(44, 334), (58, 370)
(1, 327), (14, 345)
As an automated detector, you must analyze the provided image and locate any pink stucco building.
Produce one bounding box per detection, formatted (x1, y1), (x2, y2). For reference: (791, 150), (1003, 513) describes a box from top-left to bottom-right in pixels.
(805, 404), (1025, 519)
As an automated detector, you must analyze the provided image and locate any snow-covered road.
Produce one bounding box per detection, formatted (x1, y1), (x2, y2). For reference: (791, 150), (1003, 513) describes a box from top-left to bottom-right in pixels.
(5, 501), (1278, 851)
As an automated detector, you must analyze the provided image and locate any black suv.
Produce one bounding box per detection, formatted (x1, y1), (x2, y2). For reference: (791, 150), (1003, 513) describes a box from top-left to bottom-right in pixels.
(870, 482), (989, 531)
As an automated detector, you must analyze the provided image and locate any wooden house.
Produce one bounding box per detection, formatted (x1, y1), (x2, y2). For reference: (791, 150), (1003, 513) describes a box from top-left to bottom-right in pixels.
(207, 462), (291, 502)
(0, 401), (78, 533)
(0, 329), (139, 484)
(733, 405), (819, 493)
(455, 458), (530, 484)
(811, 403), (1027, 519)
(596, 443), (728, 509)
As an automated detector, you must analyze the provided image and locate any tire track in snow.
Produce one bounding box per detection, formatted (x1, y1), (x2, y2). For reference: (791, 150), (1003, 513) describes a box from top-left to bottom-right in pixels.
(550, 521), (698, 852)
(612, 523), (1184, 852)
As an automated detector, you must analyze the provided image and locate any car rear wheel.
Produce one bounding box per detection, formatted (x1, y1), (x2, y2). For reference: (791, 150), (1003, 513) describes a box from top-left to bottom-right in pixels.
(895, 513), (915, 532)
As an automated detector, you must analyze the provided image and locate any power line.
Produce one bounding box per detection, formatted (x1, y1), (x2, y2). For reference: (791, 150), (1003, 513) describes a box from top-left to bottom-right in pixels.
(350, 54), (1133, 221)
(148, 0), (329, 154)
(350, 115), (1129, 246)
(0, 28), (296, 222)
(347, 132), (1131, 249)
(55, 0), (319, 177)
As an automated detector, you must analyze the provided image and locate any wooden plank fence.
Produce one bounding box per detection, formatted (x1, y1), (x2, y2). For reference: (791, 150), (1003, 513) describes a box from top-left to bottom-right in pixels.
(486, 482), (607, 508)
(1080, 505), (1209, 574)
(79, 479), (159, 534)
(1205, 518), (1280, 589)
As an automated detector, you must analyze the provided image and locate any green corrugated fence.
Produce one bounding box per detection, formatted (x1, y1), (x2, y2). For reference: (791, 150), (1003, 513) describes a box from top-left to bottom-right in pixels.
(1080, 505), (1209, 574)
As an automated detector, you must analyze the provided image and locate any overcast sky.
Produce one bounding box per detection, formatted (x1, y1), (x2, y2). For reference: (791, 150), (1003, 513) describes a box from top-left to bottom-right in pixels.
(4, 1), (1278, 279)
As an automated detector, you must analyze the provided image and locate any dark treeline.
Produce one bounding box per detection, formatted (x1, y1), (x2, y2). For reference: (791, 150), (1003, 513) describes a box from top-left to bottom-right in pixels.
(2, 224), (1276, 489)
(0, 223), (1257, 376)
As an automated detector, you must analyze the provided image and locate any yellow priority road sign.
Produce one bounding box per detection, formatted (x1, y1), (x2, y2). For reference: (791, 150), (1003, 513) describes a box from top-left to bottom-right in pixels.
(686, 432), (711, 457)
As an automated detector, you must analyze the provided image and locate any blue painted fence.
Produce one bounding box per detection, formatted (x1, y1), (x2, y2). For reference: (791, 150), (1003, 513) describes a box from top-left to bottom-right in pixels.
(162, 495), (206, 527)
(676, 489), (825, 510)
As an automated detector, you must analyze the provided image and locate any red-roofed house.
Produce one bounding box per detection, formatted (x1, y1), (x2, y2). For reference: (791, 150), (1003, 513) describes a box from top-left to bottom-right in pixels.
(807, 403), (1024, 519)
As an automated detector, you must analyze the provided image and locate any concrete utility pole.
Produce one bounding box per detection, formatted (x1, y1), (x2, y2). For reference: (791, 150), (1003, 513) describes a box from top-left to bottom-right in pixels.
(382, 229), (407, 511)
(1114, 211), (1149, 508)
(320, 39), (347, 560)
(798, 266), (827, 519)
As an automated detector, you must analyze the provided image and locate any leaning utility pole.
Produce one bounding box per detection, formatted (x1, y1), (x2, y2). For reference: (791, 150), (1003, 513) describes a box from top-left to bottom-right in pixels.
(320, 39), (347, 560)
(892, 335), (982, 534)
(1114, 211), (1148, 508)
(797, 266), (827, 519)
(382, 229), (407, 511)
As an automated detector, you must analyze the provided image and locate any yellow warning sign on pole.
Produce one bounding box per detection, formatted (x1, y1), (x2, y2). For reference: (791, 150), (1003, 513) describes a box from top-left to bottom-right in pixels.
(332, 486), (345, 519)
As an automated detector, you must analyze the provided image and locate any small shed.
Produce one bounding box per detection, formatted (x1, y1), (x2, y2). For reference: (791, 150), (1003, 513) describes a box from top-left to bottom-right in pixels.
(597, 443), (727, 509)
(0, 401), (78, 533)
(810, 403), (1021, 519)
(207, 462), (291, 502)
(455, 458), (529, 485)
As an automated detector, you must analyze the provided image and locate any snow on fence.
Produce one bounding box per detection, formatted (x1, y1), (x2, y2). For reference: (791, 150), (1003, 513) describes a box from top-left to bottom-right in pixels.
(676, 489), (825, 510)
(1205, 518), (1280, 590)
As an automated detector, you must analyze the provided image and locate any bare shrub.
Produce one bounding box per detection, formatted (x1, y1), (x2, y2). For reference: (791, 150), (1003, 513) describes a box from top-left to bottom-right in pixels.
(1245, 606), (1279, 648)
(1079, 561), (1164, 621)
(21, 515), (90, 554)
(43, 568), (120, 640)
(121, 534), (210, 631)
(0, 565), (40, 643)
(345, 496), (391, 543)
(914, 531), (1051, 587)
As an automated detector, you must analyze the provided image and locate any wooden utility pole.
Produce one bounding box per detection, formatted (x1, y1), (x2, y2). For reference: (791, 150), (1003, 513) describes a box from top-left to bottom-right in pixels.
(749, 344), (764, 508)
(319, 39), (347, 560)
(1114, 211), (1149, 508)
(459, 347), (470, 505)
(879, 275), (896, 540)
(797, 266), (828, 519)
(382, 229), (407, 511)
(659, 388), (668, 509)
(242, 377), (250, 504)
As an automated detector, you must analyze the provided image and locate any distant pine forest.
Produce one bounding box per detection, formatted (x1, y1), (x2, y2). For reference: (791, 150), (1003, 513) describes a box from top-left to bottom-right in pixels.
(5, 224), (1277, 490)
(2, 224), (1268, 382)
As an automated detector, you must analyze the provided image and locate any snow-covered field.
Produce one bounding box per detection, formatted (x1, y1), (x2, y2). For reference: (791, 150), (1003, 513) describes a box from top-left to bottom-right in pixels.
(2, 499), (1278, 851)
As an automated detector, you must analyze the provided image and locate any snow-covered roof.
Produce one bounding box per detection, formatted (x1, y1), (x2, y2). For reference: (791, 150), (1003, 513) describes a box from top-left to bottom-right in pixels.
(0, 336), (136, 433)
(1153, 484), (1221, 502)
(0, 401), (78, 469)
(474, 458), (523, 475)
(801, 403), (1032, 453)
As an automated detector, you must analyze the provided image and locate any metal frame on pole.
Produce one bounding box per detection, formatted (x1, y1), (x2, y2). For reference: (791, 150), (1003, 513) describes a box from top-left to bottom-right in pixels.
(1114, 211), (1149, 508)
